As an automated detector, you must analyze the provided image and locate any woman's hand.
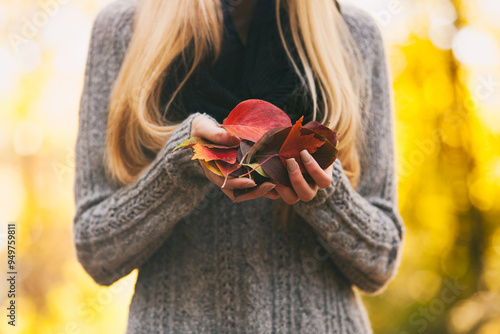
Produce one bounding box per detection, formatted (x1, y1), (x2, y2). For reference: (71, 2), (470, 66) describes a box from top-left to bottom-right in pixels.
(191, 115), (280, 203)
(273, 150), (334, 204)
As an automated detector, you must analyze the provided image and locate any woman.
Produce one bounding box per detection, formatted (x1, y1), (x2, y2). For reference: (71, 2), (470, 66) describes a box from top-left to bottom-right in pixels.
(73, 0), (405, 332)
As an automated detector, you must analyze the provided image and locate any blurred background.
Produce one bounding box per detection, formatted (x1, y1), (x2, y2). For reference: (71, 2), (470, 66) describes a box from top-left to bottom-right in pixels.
(0, 0), (499, 333)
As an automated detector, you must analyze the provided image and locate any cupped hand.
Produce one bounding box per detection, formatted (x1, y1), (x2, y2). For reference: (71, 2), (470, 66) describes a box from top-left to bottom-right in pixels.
(273, 150), (334, 205)
(191, 115), (280, 203)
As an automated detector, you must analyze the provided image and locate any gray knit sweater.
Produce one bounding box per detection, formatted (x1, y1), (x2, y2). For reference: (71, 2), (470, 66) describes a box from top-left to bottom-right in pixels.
(73, 1), (405, 333)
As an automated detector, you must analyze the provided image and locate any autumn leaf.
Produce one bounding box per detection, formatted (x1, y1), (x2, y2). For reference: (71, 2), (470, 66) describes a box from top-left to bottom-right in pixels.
(237, 140), (254, 167)
(244, 126), (292, 186)
(172, 136), (239, 153)
(215, 160), (241, 188)
(191, 143), (238, 164)
(172, 100), (338, 188)
(279, 116), (325, 173)
(201, 160), (225, 177)
(240, 163), (270, 178)
(302, 121), (339, 170)
(220, 99), (292, 142)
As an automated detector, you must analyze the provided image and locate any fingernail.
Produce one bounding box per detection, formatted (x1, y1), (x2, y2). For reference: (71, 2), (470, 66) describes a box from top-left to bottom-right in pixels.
(286, 158), (297, 172)
(263, 183), (276, 193)
(245, 179), (257, 187)
(300, 149), (311, 162)
(227, 132), (240, 143)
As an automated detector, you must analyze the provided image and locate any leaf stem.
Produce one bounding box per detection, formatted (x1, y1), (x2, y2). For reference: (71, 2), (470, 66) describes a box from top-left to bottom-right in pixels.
(238, 154), (279, 177)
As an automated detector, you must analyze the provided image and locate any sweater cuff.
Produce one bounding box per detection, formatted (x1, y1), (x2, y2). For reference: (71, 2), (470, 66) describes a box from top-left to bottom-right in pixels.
(160, 112), (220, 190)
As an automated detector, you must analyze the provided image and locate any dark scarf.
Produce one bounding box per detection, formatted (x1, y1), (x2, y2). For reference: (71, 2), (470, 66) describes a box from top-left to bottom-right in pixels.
(159, 0), (341, 125)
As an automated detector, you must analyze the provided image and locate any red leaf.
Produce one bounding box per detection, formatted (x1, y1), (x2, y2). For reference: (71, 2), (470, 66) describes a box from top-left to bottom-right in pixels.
(191, 143), (238, 164)
(215, 160), (242, 188)
(220, 99), (292, 142)
(302, 121), (339, 170)
(279, 117), (325, 173)
(174, 99), (339, 190)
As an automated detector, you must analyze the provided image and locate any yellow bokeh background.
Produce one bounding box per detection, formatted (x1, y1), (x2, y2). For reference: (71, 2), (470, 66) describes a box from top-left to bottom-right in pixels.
(1, 0), (499, 333)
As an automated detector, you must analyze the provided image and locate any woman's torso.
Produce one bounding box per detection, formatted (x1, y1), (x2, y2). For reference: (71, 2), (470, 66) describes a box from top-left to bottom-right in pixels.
(126, 0), (373, 332)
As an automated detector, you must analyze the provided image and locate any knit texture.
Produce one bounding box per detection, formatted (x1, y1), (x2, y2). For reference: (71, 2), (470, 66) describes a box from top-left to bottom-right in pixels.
(73, 0), (405, 333)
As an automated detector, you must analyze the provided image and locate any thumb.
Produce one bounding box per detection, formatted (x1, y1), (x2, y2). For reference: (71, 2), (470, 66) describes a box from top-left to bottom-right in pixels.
(213, 126), (240, 146)
(196, 117), (240, 146)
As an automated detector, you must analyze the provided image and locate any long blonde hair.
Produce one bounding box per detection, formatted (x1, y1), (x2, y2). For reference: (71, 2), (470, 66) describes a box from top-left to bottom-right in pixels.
(106, 0), (365, 194)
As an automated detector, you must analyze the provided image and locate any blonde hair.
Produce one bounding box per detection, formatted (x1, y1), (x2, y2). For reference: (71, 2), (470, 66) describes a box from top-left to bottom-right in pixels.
(106, 0), (365, 209)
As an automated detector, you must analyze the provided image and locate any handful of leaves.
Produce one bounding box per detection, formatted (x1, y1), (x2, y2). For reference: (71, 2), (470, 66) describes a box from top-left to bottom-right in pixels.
(172, 99), (338, 197)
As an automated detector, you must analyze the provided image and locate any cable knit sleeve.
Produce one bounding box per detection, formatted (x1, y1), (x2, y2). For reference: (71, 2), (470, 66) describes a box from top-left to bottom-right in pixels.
(72, 1), (217, 286)
(292, 7), (405, 294)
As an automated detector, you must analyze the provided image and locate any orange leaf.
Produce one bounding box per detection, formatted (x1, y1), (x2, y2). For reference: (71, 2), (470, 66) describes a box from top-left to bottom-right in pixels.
(201, 160), (224, 177)
(192, 143), (238, 164)
(279, 117), (325, 173)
